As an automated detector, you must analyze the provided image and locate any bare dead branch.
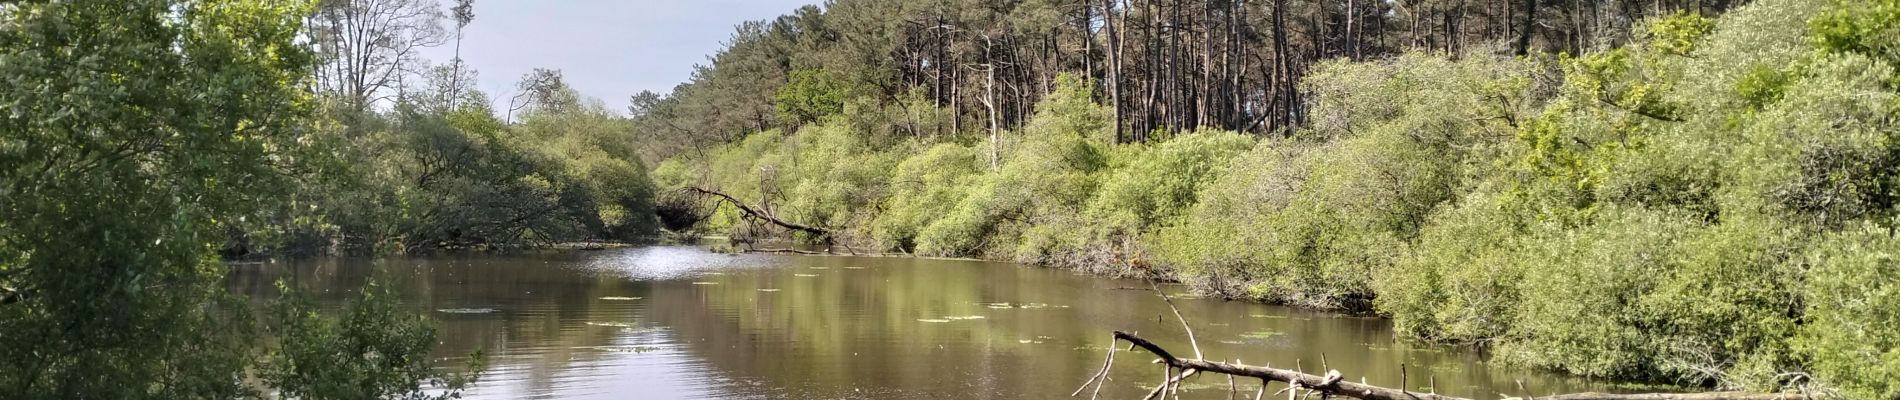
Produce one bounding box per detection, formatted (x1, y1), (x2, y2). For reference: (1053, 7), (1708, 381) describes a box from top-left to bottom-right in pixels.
(1148, 278), (1202, 360)
(1100, 330), (1818, 400)
(683, 187), (833, 239)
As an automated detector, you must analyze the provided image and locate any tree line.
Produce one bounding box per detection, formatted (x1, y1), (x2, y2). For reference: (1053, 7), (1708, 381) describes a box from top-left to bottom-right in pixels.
(628, 0), (1748, 165)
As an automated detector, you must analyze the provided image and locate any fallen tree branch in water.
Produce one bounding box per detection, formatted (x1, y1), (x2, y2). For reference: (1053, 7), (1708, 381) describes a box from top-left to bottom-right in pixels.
(1092, 330), (1820, 400)
(683, 187), (832, 239)
(742, 248), (826, 255)
(1148, 279), (1202, 360)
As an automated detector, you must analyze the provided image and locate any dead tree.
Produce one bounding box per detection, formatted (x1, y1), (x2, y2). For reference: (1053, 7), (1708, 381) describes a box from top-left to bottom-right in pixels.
(683, 187), (831, 238)
(682, 187), (859, 256)
(1079, 290), (1824, 400)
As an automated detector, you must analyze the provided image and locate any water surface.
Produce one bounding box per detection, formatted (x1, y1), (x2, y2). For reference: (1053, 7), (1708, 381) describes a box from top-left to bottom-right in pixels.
(229, 246), (1610, 399)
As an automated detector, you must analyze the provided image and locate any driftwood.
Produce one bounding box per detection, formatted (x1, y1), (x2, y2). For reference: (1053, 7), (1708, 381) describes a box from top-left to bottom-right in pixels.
(683, 187), (833, 239)
(742, 248), (826, 255)
(1093, 332), (1819, 400)
(1082, 282), (1819, 400)
(684, 187), (864, 256)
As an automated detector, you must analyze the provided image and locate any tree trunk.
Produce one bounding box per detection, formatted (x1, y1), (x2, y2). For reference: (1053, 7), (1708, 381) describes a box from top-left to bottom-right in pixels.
(1516, 0), (1537, 55)
(1098, 331), (1829, 400)
(684, 187), (831, 239)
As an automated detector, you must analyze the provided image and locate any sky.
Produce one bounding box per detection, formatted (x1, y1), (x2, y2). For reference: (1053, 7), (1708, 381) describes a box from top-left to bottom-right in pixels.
(417, 0), (820, 115)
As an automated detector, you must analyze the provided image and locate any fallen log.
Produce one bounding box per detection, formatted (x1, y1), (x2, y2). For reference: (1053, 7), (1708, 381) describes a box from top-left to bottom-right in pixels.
(682, 187), (832, 239)
(1098, 330), (1819, 400)
(743, 248), (826, 255)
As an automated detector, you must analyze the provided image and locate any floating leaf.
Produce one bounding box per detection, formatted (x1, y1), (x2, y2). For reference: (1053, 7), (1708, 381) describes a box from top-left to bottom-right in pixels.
(691, 281), (719, 285)
(435, 308), (497, 314)
(794, 274), (820, 277)
(599, 296), (642, 300)
(985, 302), (1070, 309)
(582, 345), (665, 353)
(1240, 330), (1285, 339)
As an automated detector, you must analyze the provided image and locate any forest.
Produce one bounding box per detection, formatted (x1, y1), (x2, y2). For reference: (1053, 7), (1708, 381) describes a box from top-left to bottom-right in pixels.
(1, 0), (1897, 398)
(647, 0), (1900, 397)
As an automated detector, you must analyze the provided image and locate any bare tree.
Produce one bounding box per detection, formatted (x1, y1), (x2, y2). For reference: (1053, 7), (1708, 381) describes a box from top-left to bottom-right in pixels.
(307, 0), (451, 114)
(447, 0), (476, 109)
(507, 68), (574, 123)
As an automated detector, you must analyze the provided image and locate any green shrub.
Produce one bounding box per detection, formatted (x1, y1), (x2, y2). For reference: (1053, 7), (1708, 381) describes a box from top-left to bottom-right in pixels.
(1638, 217), (1803, 389)
(265, 280), (483, 400)
(775, 122), (903, 238)
(1087, 129), (1254, 233)
(917, 131), (1106, 258)
(1373, 191), (1526, 341)
(1156, 51), (1540, 310)
(874, 143), (985, 252)
(1800, 224), (1900, 399)
(1499, 207), (1697, 380)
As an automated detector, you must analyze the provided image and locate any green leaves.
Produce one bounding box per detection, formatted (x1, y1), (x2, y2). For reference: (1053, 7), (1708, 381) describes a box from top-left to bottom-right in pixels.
(1811, 0), (1900, 83)
(0, 0), (314, 397)
(1648, 12), (1717, 56)
(1800, 225), (1900, 399)
(265, 279), (483, 400)
(774, 68), (849, 126)
(666, 0), (1900, 394)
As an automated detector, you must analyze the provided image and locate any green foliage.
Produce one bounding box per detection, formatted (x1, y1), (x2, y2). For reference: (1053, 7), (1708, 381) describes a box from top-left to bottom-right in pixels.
(1799, 224), (1900, 399)
(774, 68), (848, 125)
(660, 0), (1900, 393)
(1373, 0), (1899, 392)
(912, 130), (1110, 257)
(1648, 12), (1717, 56)
(1158, 51), (1541, 309)
(776, 123), (904, 236)
(513, 100), (662, 243)
(1811, 0), (1900, 83)
(918, 93), (1113, 260)
(278, 71), (664, 253)
(1, 1), (484, 398)
(1371, 191), (1526, 341)
(873, 143), (985, 252)
(0, 0), (307, 396)
(1087, 130), (1253, 232)
(265, 280), (482, 400)
(1021, 73), (1113, 144)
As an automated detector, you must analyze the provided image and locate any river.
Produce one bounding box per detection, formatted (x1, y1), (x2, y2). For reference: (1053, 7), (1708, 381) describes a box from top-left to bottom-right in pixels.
(227, 246), (1614, 399)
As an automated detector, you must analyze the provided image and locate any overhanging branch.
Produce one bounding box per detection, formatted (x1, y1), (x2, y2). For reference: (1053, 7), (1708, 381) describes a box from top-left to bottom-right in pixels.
(683, 187), (832, 239)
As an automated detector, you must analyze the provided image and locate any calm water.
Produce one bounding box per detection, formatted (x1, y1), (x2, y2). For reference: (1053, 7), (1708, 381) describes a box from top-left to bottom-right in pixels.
(227, 246), (1611, 399)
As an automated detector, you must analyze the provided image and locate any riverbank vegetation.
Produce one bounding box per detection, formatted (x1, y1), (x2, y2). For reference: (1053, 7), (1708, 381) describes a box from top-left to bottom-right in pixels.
(5, 0), (1898, 397)
(650, 0), (1900, 396)
(1, 0), (651, 397)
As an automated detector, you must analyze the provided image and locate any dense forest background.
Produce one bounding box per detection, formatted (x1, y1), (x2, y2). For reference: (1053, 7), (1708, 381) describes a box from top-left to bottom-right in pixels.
(625, 0), (1743, 159)
(4, 0), (1900, 398)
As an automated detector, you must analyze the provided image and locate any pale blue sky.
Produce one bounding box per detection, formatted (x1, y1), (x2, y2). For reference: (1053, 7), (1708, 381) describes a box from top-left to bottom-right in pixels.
(418, 0), (820, 114)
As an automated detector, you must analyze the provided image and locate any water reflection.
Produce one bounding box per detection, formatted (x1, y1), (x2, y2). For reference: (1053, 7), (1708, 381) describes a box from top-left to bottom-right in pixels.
(228, 246), (1612, 399)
